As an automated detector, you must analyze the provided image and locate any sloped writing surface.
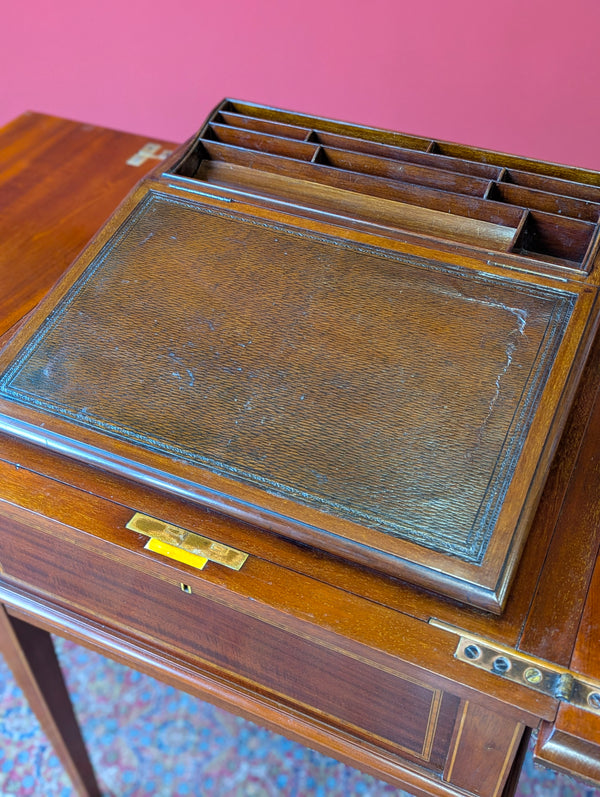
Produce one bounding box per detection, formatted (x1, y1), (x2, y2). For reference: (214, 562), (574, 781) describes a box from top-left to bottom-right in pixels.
(0, 192), (575, 565)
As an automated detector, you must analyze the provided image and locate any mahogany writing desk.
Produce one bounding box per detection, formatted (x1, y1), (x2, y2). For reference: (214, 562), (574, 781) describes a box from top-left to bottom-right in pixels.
(0, 111), (599, 797)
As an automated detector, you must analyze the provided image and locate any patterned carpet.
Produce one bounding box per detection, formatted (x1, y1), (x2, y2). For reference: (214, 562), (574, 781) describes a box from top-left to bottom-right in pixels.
(0, 637), (598, 796)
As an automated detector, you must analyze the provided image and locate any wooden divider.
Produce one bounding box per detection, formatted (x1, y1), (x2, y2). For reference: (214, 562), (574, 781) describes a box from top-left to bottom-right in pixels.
(171, 100), (600, 270)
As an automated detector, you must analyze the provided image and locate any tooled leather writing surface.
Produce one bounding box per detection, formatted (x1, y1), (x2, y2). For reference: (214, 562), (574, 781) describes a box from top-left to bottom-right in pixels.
(0, 191), (575, 563)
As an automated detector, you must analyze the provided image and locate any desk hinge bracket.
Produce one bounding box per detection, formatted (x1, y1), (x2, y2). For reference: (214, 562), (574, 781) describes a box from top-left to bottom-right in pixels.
(430, 618), (600, 715)
(126, 143), (173, 167)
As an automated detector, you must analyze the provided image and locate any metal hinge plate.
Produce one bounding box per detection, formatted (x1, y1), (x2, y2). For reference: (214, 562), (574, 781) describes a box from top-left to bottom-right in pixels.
(126, 512), (249, 571)
(430, 619), (600, 715)
(126, 142), (173, 167)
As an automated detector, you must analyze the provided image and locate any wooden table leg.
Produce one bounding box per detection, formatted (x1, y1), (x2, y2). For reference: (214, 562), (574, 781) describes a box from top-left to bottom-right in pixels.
(0, 605), (102, 796)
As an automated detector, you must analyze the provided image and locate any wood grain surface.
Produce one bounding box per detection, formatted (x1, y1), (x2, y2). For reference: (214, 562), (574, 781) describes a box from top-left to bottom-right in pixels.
(0, 112), (173, 339)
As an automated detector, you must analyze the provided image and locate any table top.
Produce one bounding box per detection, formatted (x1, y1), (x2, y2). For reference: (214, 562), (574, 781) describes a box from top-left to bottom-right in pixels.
(0, 110), (599, 790)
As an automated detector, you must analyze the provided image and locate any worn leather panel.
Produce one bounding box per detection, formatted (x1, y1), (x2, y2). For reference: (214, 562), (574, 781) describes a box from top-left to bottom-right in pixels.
(0, 192), (575, 563)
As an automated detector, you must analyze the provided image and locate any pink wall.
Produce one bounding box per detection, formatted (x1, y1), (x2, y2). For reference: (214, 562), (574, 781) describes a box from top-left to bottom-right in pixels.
(1, 0), (599, 169)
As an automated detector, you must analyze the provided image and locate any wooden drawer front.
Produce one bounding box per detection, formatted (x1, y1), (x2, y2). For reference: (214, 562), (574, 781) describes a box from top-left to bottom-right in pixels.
(0, 511), (459, 773)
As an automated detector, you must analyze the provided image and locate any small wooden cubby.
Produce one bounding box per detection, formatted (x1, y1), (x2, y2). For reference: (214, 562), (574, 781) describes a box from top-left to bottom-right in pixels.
(171, 100), (600, 273)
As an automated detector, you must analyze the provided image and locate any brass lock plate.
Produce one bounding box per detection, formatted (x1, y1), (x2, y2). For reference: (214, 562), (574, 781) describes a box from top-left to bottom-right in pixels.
(126, 512), (248, 571)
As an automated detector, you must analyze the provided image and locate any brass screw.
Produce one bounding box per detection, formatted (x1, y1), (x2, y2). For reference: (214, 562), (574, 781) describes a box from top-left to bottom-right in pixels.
(464, 644), (481, 660)
(588, 692), (600, 710)
(492, 656), (511, 675)
(523, 667), (543, 685)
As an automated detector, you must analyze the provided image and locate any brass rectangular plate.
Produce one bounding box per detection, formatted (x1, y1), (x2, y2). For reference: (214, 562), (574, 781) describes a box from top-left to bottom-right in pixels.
(127, 512), (248, 571)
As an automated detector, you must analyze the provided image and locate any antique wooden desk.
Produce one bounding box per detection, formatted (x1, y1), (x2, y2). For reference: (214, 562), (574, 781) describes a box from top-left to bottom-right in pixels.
(0, 110), (599, 797)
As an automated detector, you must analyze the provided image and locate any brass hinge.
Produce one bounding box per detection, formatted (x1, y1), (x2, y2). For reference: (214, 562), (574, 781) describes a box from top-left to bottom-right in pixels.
(126, 143), (173, 167)
(126, 512), (248, 572)
(430, 618), (600, 716)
